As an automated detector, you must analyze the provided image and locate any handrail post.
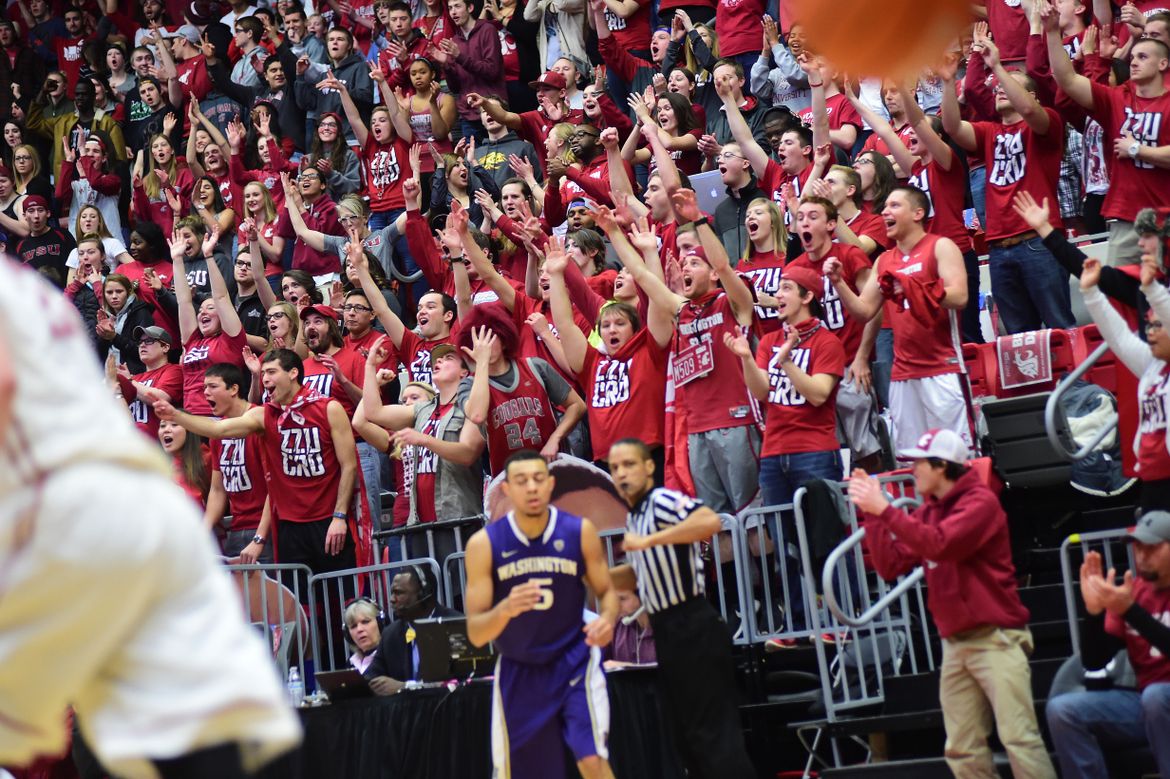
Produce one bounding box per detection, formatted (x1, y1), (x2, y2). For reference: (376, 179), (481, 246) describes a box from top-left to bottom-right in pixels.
(1044, 342), (1116, 460)
(822, 496), (923, 628)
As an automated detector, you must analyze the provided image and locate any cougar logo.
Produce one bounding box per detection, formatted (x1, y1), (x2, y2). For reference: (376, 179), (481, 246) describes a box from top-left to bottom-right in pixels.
(1013, 349), (1040, 379)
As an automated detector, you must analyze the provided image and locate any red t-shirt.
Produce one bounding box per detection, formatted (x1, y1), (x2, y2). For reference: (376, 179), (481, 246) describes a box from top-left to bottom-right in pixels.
(397, 329), (452, 386)
(517, 107), (585, 167)
(909, 156), (974, 253)
(716, 0), (766, 57)
(578, 328), (669, 457)
(860, 123), (916, 158)
(797, 93), (863, 137)
(878, 233), (962, 381)
(412, 401), (452, 523)
(210, 171), (243, 216)
(971, 108), (1064, 241)
(1088, 80), (1170, 222)
(301, 344), (367, 417)
(756, 323), (845, 456)
(1105, 576), (1170, 689)
(175, 54), (212, 107)
(603, 0), (653, 53)
(786, 243), (872, 362)
(845, 210), (892, 257)
(127, 363), (184, 439)
(673, 291), (757, 433)
(738, 249), (786, 335)
(364, 135), (411, 213)
(210, 424), (268, 531)
(1137, 365), (1170, 480)
(181, 329), (248, 416)
(262, 388), (344, 523)
(237, 221), (281, 277)
(55, 35), (88, 94)
(759, 158), (812, 226)
(985, 0), (1030, 61)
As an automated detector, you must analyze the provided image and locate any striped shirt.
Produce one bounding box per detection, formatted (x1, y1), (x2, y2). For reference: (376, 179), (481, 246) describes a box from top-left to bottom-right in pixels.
(626, 488), (706, 614)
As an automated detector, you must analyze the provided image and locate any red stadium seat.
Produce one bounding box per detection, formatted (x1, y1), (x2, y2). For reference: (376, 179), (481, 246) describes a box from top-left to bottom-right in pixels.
(1075, 323), (1119, 395)
(995, 329), (1076, 398)
(962, 342), (998, 401)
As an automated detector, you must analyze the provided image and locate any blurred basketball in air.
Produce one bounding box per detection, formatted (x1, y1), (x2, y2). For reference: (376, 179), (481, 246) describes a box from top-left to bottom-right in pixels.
(790, 0), (971, 79)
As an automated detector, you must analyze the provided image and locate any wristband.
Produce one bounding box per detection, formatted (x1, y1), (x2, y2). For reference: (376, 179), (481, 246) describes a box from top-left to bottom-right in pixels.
(332, 512), (348, 521)
(252, 534), (266, 545)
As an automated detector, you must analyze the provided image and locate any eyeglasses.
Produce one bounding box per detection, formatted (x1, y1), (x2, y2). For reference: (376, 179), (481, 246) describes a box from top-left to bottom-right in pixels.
(341, 303), (373, 312)
(571, 130), (599, 140)
(266, 312), (288, 321)
(718, 151), (746, 161)
(338, 214), (361, 223)
(13, 154), (31, 161)
(319, 121), (339, 129)
(139, 337), (160, 345)
(1148, 320), (1164, 333)
(298, 174), (322, 183)
(853, 157), (875, 167)
(234, 260), (251, 268)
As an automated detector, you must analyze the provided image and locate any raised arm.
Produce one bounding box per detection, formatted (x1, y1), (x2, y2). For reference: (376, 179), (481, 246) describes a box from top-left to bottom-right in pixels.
(461, 326), (497, 427)
(453, 201), (516, 310)
(544, 242), (589, 375)
(169, 239), (198, 343)
(899, 82), (954, 170)
(672, 189), (754, 327)
(204, 229), (243, 337)
(978, 35), (1050, 134)
(594, 208), (685, 330)
(717, 79), (770, 176)
(1044, 6), (1094, 109)
(326, 71), (370, 147)
(465, 93), (522, 131)
(939, 59), (978, 152)
(845, 81), (916, 175)
(155, 401), (266, 439)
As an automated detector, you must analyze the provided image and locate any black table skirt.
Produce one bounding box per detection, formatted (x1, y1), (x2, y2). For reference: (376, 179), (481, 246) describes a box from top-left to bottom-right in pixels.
(259, 668), (684, 779)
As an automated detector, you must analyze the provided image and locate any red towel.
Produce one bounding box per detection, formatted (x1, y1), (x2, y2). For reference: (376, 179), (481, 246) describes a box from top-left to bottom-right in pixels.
(879, 270), (946, 328)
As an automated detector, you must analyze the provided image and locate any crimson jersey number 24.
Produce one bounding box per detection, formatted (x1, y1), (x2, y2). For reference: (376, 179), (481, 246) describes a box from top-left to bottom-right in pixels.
(505, 418), (543, 449)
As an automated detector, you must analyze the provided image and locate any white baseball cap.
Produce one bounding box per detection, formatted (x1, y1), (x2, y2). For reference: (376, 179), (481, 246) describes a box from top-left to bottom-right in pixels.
(901, 428), (969, 464)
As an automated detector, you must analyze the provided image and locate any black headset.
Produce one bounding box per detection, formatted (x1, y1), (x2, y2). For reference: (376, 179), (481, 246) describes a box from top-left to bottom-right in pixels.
(409, 565), (437, 603)
(342, 596), (387, 646)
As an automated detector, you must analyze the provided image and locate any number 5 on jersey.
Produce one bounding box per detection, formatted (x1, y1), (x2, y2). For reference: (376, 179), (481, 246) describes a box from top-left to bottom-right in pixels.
(530, 577), (554, 610)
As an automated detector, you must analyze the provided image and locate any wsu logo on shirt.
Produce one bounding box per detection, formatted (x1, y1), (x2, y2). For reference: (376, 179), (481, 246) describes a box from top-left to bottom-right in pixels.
(591, 359), (631, 408)
(908, 169), (936, 219)
(989, 130), (1026, 187)
(219, 438), (254, 492)
(280, 426), (326, 477)
(767, 347), (812, 405)
(370, 148), (401, 188)
(1120, 108), (1165, 171)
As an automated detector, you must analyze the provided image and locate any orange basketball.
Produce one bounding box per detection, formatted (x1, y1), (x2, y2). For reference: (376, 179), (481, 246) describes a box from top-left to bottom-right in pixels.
(791, 0), (971, 79)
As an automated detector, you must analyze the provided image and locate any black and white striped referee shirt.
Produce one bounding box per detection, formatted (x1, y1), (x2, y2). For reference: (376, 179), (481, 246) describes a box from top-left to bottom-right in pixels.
(627, 487), (706, 614)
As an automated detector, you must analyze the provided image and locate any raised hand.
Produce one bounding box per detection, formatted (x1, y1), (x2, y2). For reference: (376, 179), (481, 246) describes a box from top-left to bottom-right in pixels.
(1079, 551), (1106, 615)
(543, 236), (569, 275)
(462, 325), (497, 366)
(669, 188), (702, 223)
(162, 111), (177, 137)
(167, 236), (186, 262)
(628, 217), (659, 254)
(368, 62), (386, 83)
(1010, 192), (1051, 233)
(1080, 257), (1102, 290)
(1141, 253), (1160, 287)
(447, 199), (469, 234)
(508, 152), (534, 180)
(242, 345), (261, 375)
(847, 468), (890, 514)
(763, 14), (780, 49)
(593, 204), (618, 235)
(164, 186), (182, 214)
(201, 227), (220, 257)
(226, 118), (245, 151)
(61, 135), (76, 164)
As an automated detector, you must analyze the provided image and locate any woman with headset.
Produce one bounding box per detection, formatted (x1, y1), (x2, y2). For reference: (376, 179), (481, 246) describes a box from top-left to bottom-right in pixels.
(344, 598), (384, 675)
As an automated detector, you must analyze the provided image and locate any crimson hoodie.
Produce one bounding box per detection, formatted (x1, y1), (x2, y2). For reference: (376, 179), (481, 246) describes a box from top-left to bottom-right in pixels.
(864, 467), (1030, 638)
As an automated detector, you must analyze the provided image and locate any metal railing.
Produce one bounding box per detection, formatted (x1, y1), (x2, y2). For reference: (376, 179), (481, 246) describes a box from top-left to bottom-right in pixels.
(1060, 528), (1136, 656)
(1044, 342), (1115, 460)
(223, 561), (313, 688)
(307, 557), (443, 672)
(375, 514), (484, 566)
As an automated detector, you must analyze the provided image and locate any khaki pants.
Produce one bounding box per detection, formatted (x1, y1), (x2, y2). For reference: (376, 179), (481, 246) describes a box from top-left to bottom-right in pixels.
(1105, 220), (1141, 267)
(939, 627), (1056, 779)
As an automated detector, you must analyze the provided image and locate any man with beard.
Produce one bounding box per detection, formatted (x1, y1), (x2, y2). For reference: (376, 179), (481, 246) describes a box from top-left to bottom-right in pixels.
(1046, 510), (1170, 779)
(299, 304), (365, 416)
(364, 567), (462, 692)
(28, 78), (126, 173)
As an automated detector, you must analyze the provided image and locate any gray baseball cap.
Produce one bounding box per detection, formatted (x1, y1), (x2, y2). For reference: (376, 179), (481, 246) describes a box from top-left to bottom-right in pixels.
(1130, 511), (1170, 545)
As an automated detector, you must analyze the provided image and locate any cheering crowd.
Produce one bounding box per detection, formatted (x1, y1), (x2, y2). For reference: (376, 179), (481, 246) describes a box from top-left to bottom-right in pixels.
(6, 0), (1170, 776)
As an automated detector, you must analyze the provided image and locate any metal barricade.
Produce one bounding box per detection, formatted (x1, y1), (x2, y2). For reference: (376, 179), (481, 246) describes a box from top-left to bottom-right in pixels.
(795, 489), (934, 769)
(734, 502), (815, 645)
(1045, 342), (1115, 460)
(375, 515), (485, 567)
(443, 551), (467, 609)
(307, 557), (442, 672)
(1060, 528), (1136, 656)
(223, 561), (313, 687)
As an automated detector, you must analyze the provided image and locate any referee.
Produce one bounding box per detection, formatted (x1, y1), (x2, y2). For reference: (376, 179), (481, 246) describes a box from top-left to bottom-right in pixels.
(608, 438), (755, 779)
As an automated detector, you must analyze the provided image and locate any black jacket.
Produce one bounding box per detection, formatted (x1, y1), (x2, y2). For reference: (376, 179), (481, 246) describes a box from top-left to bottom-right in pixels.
(714, 177), (764, 262)
(364, 603), (463, 682)
(99, 296), (155, 374)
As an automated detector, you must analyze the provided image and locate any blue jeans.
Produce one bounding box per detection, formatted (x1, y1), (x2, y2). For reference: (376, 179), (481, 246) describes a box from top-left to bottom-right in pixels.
(760, 450), (844, 628)
(969, 165), (987, 229)
(873, 327), (894, 409)
(356, 441), (385, 534)
(1046, 684), (1170, 779)
(988, 236), (1075, 334)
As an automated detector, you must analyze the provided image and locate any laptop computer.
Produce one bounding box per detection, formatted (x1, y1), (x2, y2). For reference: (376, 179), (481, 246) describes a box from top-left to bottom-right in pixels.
(689, 169), (725, 218)
(315, 669), (375, 701)
(414, 617), (496, 682)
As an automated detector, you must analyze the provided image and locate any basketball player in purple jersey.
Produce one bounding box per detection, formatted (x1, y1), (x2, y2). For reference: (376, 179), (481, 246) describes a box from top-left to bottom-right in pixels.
(465, 450), (620, 779)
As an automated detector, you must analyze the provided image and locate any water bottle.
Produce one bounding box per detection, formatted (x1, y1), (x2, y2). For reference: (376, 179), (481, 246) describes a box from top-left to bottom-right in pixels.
(286, 667), (304, 708)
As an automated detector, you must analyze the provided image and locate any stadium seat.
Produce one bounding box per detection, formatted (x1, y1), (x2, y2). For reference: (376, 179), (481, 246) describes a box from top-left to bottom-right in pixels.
(961, 342), (998, 401)
(995, 329), (1077, 398)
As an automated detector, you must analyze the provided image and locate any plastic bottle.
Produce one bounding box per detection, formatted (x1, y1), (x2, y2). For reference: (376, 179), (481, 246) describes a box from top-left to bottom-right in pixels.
(287, 667), (304, 708)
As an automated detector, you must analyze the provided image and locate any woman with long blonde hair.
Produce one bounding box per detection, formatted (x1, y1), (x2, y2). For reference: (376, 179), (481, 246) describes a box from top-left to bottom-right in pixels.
(65, 205), (132, 282)
(738, 197), (789, 335)
(11, 143), (52, 203)
(237, 181), (285, 282)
